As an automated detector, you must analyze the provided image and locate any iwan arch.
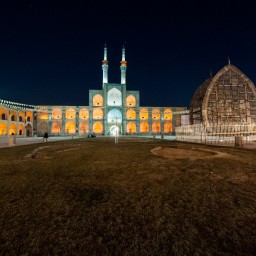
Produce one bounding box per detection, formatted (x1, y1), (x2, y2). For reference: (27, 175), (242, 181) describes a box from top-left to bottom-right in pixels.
(0, 46), (186, 137)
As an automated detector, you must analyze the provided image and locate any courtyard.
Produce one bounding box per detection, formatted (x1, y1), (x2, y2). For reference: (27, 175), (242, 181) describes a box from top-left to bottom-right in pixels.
(0, 137), (255, 255)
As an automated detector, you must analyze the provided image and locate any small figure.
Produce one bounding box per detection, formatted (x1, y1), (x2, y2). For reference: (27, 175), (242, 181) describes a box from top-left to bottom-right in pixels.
(43, 132), (48, 142)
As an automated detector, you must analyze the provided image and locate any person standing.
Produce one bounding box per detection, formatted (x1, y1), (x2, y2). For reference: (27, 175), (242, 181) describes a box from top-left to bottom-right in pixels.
(43, 132), (48, 142)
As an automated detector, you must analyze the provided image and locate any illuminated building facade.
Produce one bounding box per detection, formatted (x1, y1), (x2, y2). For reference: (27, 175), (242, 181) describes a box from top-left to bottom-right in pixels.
(0, 46), (186, 137)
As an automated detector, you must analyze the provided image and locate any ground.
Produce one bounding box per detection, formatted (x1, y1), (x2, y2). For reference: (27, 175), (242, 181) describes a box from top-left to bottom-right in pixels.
(0, 137), (255, 255)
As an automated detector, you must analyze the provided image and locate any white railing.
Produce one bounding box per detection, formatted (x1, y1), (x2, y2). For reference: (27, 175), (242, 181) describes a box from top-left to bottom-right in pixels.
(175, 123), (256, 144)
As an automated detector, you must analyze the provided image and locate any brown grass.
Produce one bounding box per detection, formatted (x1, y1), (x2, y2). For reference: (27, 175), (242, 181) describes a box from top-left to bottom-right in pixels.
(0, 137), (256, 255)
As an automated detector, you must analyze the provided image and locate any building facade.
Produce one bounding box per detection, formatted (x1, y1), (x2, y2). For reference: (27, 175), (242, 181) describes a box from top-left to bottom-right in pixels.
(0, 46), (186, 137)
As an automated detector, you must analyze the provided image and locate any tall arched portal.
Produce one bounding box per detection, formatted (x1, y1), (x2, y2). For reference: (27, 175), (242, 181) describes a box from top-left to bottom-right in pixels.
(107, 109), (122, 134)
(107, 88), (122, 106)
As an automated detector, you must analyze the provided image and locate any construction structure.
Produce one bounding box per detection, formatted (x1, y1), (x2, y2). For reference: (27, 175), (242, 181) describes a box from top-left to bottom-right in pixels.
(176, 63), (256, 144)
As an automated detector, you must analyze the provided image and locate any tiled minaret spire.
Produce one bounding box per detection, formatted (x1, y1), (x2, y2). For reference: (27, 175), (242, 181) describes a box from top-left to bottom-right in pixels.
(102, 44), (108, 84)
(120, 46), (127, 84)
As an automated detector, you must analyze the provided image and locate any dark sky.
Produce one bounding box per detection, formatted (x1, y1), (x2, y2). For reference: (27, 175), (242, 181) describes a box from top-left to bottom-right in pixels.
(1, 0), (256, 108)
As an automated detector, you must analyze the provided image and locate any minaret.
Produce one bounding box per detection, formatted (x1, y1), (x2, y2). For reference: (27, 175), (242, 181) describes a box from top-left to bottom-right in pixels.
(102, 44), (108, 84)
(120, 46), (127, 84)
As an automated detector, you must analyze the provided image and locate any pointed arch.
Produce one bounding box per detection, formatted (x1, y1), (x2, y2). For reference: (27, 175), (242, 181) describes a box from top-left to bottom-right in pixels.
(140, 108), (148, 120)
(25, 123), (33, 137)
(26, 111), (33, 122)
(140, 122), (149, 133)
(126, 109), (136, 120)
(164, 109), (172, 120)
(107, 88), (122, 106)
(107, 109), (122, 123)
(79, 108), (89, 120)
(93, 108), (104, 120)
(93, 122), (103, 134)
(65, 121), (76, 134)
(18, 124), (25, 135)
(0, 122), (7, 135)
(126, 122), (136, 134)
(152, 108), (160, 120)
(9, 123), (17, 135)
(38, 121), (48, 135)
(93, 94), (103, 106)
(164, 122), (172, 134)
(152, 121), (160, 134)
(10, 110), (17, 121)
(18, 112), (25, 122)
(126, 95), (136, 107)
(202, 64), (256, 124)
(52, 108), (62, 120)
(66, 108), (76, 119)
(79, 122), (89, 134)
(51, 121), (61, 134)
(0, 108), (8, 120)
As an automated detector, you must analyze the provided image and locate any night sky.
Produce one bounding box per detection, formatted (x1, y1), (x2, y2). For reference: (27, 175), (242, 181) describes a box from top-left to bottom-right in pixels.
(1, 0), (256, 108)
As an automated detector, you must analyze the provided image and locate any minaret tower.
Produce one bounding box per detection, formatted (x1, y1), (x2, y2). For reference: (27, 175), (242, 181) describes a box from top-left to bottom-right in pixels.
(120, 46), (127, 84)
(102, 44), (108, 84)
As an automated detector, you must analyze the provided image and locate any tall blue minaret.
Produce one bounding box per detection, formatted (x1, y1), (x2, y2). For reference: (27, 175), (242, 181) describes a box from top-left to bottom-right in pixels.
(120, 46), (127, 84)
(102, 44), (108, 84)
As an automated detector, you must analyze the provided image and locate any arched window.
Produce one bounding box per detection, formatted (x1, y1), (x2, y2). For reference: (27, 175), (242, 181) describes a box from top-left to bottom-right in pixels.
(9, 123), (16, 135)
(79, 122), (89, 134)
(79, 108), (89, 119)
(18, 124), (25, 135)
(93, 122), (103, 134)
(152, 122), (161, 134)
(126, 95), (136, 107)
(140, 108), (148, 120)
(93, 94), (103, 106)
(140, 122), (149, 133)
(51, 121), (61, 134)
(65, 121), (76, 134)
(52, 108), (62, 119)
(127, 122), (136, 134)
(26, 112), (33, 122)
(0, 122), (7, 135)
(0, 108), (7, 120)
(126, 109), (136, 120)
(164, 122), (172, 133)
(152, 108), (160, 120)
(66, 108), (76, 119)
(107, 88), (122, 106)
(164, 109), (172, 120)
(93, 108), (103, 120)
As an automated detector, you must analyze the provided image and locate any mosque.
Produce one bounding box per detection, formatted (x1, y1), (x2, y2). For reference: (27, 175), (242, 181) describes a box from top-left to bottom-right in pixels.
(0, 46), (186, 137)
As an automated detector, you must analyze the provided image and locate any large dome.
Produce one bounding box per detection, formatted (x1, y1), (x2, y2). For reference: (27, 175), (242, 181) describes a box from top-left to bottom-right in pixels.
(189, 64), (256, 125)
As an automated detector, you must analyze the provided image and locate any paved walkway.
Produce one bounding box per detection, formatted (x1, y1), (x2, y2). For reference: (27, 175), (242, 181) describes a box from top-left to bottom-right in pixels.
(0, 135), (256, 149)
(0, 136), (80, 148)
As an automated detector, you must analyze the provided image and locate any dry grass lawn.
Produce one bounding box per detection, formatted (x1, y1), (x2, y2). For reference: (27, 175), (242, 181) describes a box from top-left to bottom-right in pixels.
(0, 137), (256, 255)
